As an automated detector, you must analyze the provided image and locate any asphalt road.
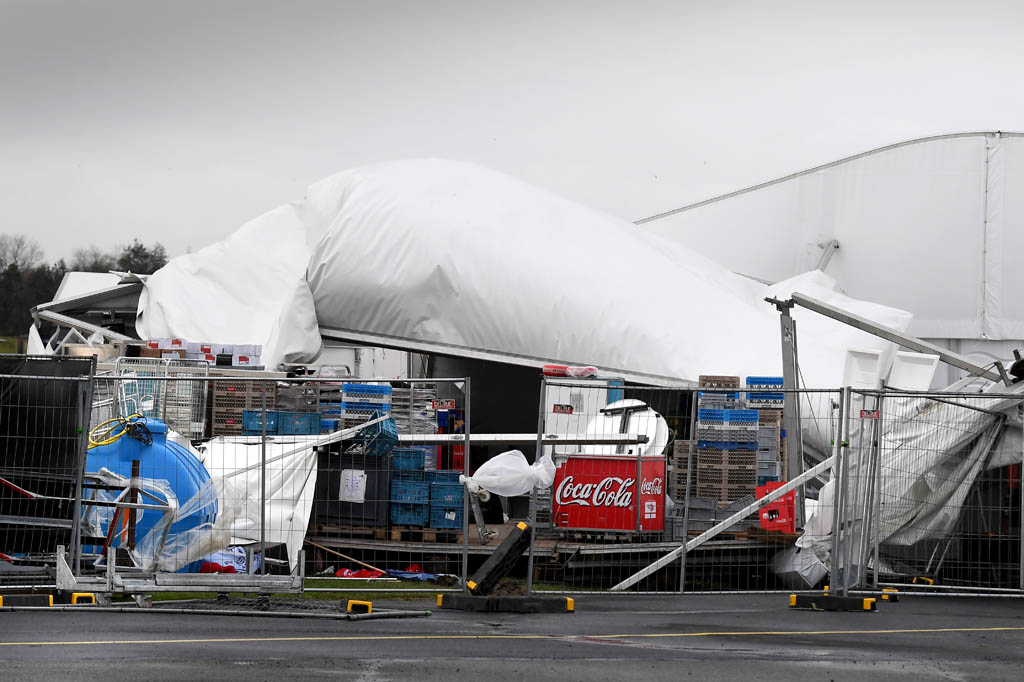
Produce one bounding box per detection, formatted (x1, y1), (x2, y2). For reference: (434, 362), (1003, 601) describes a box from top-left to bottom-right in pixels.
(1, 594), (1022, 681)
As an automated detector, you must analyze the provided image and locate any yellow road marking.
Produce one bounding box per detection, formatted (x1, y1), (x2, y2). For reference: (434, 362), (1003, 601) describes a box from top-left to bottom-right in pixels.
(0, 626), (1022, 648)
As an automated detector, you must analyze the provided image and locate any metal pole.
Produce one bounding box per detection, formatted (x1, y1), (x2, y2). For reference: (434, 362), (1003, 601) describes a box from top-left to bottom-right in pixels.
(526, 376), (546, 596)
(1019, 401), (1024, 593)
(772, 300), (806, 528)
(70, 378), (92, 576)
(260, 385), (267, 576)
(871, 392), (884, 589)
(678, 390), (698, 594)
(829, 387), (849, 595)
(839, 388), (854, 596)
(612, 451), (840, 591)
(848, 391), (867, 590)
(461, 376), (471, 592)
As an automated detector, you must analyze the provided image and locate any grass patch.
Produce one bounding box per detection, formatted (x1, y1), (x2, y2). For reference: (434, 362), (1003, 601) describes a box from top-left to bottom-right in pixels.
(0, 337), (19, 353)
(126, 578), (447, 604)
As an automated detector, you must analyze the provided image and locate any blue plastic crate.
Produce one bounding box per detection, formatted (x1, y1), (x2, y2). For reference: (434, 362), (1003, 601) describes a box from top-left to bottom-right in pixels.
(745, 376), (784, 387)
(697, 391), (740, 400)
(757, 475), (781, 487)
(242, 409), (278, 433)
(427, 469), (462, 484)
(394, 470), (426, 482)
(355, 415), (399, 457)
(392, 448), (426, 471)
(391, 479), (429, 504)
(747, 391), (785, 401)
(320, 418), (340, 433)
(390, 502), (428, 527)
(278, 411), (320, 435)
(339, 400), (393, 414)
(430, 482), (463, 506)
(696, 440), (757, 450)
(342, 383), (393, 397)
(697, 408), (726, 422)
(726, 409), (760, 424)
(429, 503), (463, 529)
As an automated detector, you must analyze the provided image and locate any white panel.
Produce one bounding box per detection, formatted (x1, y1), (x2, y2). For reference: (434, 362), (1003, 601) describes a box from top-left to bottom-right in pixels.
(991, 136), (1024, 338)
(826, 137), (985, 338)
(887, 351), (939, 391)
(842, 348), (884, 389)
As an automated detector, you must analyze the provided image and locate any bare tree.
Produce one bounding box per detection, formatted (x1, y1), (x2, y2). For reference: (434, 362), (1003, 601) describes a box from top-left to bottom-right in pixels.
(0, 234), (44, 270)
(70, 245), (117, 272)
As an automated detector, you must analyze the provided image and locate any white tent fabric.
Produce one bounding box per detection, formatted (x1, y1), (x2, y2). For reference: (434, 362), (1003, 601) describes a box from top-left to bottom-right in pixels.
(796, 379), (1024, 572)
(137, 159), (912, 388)
(638, 132), (1024, 342)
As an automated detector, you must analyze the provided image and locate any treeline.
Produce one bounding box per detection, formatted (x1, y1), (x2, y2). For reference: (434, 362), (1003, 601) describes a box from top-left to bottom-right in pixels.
(0, 234), (168, 336)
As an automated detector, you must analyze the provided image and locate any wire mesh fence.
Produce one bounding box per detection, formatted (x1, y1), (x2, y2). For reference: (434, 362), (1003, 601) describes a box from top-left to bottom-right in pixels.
(828, 388), (1024, 596)
(0, 356), (94, 586)
(2, 354), (1022, 601)
(529, 378), (1023, 597)
(3, 362), (474, 598)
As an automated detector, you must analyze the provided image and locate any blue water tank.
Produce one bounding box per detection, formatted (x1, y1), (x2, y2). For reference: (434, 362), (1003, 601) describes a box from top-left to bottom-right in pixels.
(85, 418), (216, 571)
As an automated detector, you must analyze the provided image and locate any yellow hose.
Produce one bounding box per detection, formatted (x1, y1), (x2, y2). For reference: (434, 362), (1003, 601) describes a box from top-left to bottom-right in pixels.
(88, 414), (144, 449)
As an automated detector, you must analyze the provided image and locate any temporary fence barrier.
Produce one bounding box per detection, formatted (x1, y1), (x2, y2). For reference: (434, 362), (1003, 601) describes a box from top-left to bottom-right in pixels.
(829, 387), (1024, 597)
(0, 355), (95, 586)
(5, 359), (1022, 603)
(3, 366), (478, 602)
(525, 378), (1022, 597)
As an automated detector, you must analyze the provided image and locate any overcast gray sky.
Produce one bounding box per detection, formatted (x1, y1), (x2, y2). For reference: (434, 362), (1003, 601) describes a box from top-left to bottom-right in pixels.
(2, 0), (1023, 261)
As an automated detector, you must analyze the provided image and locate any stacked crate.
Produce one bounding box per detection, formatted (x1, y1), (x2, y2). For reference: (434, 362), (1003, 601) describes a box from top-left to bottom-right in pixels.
(429, 477), (464, 530)
(390, 386), (438, 434)
(745, 377), (786, 484)
(211, 379), (277, 436)
(321, 382), (393, 429)
(694, 407), (759, 501)
(671, 440), (696, 500)
(390, 447), (429, 526)
(694, 375), (759, 503)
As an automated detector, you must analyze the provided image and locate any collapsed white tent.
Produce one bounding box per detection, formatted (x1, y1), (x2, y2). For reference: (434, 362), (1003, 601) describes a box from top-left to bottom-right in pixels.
(140, 158), (1024, 574)
(137, 158), (912, 387)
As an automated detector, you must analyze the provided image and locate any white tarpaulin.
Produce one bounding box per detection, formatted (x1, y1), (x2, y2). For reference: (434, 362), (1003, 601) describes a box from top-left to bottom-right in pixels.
(137, 159), (912, 388)
(796, 378), (1024, 573)
(197, 437), (320, 571)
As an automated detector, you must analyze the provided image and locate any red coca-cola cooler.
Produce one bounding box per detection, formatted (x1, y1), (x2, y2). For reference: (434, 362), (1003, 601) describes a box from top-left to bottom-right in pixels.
(551, 455), (665, 532)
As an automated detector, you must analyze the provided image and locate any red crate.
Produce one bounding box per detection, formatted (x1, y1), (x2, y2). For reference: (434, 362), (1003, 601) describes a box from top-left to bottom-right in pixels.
(756, 481), (796, 533)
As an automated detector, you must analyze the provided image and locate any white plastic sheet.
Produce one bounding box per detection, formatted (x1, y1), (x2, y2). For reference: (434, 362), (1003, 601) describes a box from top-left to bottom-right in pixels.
(198, 437), (320, 571)
(461, 449), (555, 497)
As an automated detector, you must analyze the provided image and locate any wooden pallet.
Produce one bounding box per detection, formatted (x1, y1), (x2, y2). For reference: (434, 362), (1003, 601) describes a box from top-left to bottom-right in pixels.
(389, 526), (462, 543)
(309, 524), (388, 541)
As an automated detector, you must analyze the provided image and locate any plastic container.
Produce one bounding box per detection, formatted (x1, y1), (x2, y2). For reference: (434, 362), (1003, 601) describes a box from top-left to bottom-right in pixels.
(390, 479), (429, 504)
(278, 411), (320, 435)
(84, 418), (216, 572)
(242, 409), (278, 433)
(391, 502), (429, 527)
(429, 503), (463, 529)
(392, 448), (426, 471)
(430, 482), (463, 506)
(427, 469), (462, 484)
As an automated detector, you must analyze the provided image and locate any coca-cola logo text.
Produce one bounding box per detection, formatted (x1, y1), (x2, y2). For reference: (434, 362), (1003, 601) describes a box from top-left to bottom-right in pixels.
(640, 477), (663, 496)
(555, 476), (634, 507)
